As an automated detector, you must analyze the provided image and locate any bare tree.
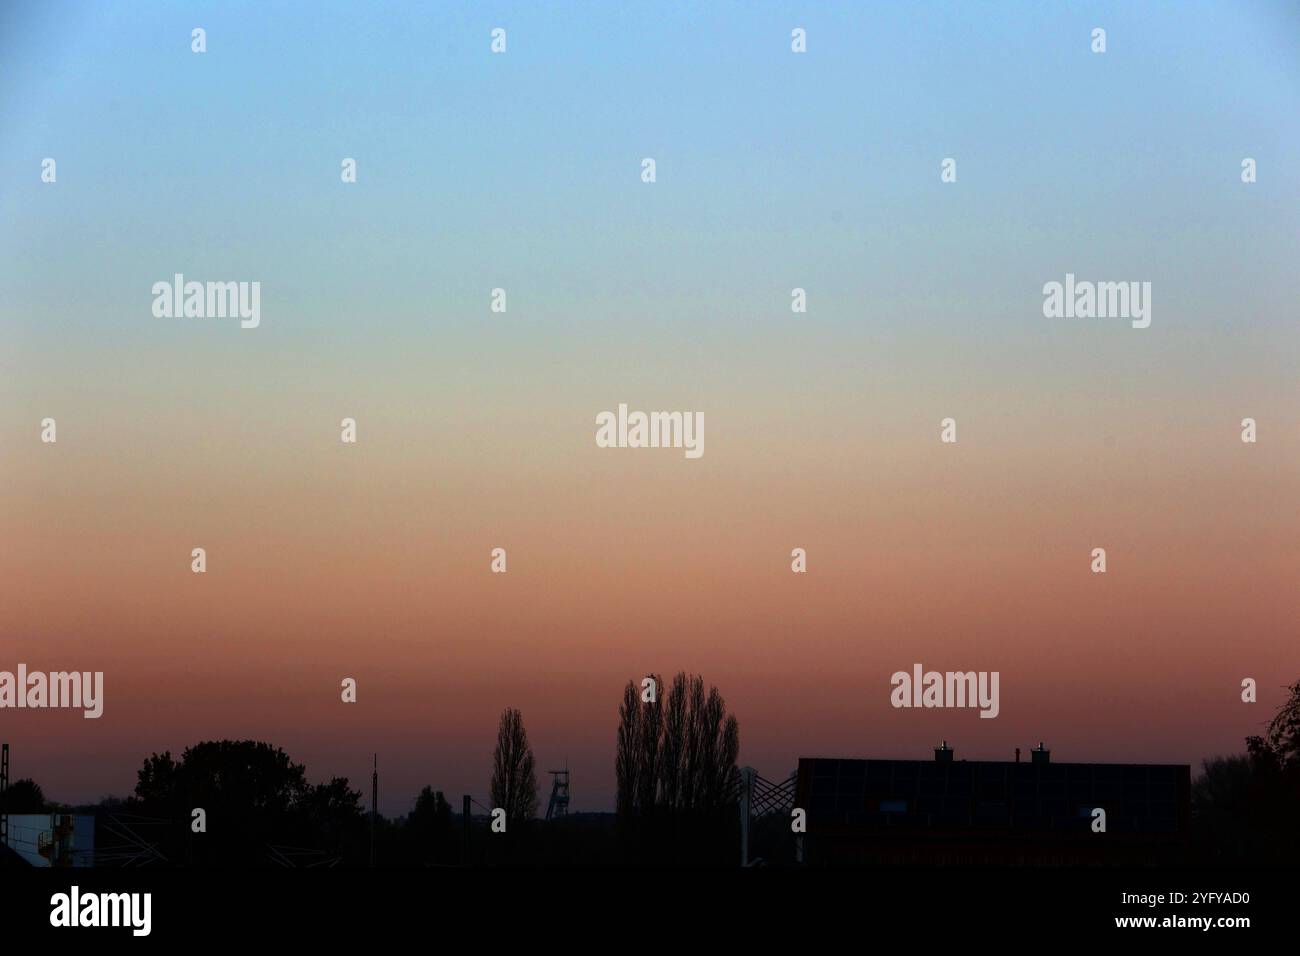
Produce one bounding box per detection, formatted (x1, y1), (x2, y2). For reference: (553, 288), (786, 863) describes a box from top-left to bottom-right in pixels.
(615, 671), (739, 821)
(615, 681), (640, 823)
(716, 711), (740, 817)
(616, 674), (666, 825)
(659, 672), (689, 812)
(702, 686), (739, 812)
(636, 673), (663, 818)
(685, 676), (709, 810)
(490, 708), (538, 825)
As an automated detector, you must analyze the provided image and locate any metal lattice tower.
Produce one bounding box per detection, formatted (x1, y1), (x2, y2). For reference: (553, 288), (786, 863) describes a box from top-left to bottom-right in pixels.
(545, 769), (570, 820)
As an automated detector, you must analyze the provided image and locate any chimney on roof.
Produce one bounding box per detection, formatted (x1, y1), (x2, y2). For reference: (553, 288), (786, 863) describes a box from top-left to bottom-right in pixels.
(1015, 747), (1021, 763)
(1031, 741), (1050, 766)
(934, 740), (953, 763)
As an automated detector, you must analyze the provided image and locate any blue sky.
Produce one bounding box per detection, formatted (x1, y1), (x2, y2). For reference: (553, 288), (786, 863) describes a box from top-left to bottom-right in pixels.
(4, 2), (1297, 348)
(4, 1), (1298, 488)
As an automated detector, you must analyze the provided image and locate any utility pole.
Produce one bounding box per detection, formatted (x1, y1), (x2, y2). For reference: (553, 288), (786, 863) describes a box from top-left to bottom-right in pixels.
(370, 754), (377, 868)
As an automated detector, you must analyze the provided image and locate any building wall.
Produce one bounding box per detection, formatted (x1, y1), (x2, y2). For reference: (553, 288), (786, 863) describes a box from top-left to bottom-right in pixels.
(3, 813), (95, 867)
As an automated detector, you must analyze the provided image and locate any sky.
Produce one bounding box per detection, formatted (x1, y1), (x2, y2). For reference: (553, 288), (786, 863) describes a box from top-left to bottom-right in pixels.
(1, 1), (1298, 815)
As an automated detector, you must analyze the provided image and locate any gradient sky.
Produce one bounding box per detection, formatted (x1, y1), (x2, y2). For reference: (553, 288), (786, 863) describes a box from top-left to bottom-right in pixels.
(1, 1), (1298, 815)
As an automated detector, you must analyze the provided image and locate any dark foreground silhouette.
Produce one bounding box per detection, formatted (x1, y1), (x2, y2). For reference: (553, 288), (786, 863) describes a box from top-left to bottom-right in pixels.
(4, 677), (1298, 867)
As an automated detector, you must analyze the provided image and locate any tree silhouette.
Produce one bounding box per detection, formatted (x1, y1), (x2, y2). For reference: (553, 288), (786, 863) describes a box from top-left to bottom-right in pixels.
(0, 778), (46, 813)
(616, 681), (640, 824)
(1243, 679), (1300, 859)
(130, 740), (364, 865)
(1193, 679), (1300, 862)
(659, 672), (688, 812)
(490, 708), (538, 825)
(404, 785), (455, 864)
(657, 672), (738, 818)
(616, 674), (666, 831)
(1247, 678), (1300, 771)
(636, 673), (664, 821)
(615, 671), (740, 860)
(1190, 755), (1253, 861)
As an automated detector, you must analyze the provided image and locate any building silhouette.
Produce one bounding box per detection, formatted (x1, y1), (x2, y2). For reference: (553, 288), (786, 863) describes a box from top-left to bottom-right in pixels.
(794, 744), (1191, 865)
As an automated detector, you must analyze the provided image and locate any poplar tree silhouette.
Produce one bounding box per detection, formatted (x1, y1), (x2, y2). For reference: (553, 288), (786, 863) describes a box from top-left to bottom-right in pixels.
(490, 708), (538, 826)
(615, 671), (740, 860)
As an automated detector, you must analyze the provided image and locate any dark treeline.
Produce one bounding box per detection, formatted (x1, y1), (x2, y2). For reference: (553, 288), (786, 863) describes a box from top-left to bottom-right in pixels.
(131, 740), (367, 866)
(1190, 678), (1300, 864)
